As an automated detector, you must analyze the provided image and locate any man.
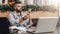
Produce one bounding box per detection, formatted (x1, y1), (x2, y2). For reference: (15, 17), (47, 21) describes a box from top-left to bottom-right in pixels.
(8, 1), (33, 33)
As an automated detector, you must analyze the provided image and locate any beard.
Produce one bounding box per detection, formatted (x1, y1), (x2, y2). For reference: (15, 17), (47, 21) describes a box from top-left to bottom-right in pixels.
(16, 9), (22, 12)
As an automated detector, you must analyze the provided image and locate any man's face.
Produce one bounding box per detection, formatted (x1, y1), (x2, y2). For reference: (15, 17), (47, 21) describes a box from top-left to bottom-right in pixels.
(14, 4), (22, 12)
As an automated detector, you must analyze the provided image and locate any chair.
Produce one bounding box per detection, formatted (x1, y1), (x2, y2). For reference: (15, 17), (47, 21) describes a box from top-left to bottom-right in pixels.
(0, 17), (10, 34)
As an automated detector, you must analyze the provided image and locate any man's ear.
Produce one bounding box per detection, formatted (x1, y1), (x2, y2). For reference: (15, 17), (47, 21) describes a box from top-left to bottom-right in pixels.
(13, 5), (17, 10)
(14, 6), (16, 10)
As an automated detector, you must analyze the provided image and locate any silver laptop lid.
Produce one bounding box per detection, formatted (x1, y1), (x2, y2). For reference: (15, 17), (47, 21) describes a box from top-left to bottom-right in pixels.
(35, 17), (59, 33)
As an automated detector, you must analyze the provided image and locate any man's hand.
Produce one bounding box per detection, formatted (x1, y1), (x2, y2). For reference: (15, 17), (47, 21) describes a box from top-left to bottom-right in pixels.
(19, 12), (30, 23)
(19, 18), (23, 23)
(23, 12), (30, 20)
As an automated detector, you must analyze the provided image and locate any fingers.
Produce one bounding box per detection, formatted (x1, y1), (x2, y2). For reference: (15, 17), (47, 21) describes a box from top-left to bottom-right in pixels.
(19, 18), (23, 23)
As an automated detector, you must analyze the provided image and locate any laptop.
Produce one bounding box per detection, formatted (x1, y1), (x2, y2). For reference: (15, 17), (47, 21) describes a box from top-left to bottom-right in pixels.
(32, 17), (59, 33)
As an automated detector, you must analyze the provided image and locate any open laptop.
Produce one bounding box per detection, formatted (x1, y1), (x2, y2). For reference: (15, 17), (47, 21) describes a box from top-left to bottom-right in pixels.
(32, 17), (59, 33)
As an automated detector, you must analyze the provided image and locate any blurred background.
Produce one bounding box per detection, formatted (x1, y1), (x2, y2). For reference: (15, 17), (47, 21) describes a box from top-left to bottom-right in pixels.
(0, 0), (58, 18)
(0, 0), (58, 11)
